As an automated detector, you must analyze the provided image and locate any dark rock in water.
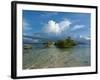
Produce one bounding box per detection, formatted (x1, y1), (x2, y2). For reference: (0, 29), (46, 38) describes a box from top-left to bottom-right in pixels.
(43, 41), (54, 48)
(23, 44), (32, 49)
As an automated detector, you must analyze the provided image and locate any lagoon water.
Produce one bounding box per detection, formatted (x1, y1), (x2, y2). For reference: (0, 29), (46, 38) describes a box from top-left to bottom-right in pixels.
(23, 44), (90, 69)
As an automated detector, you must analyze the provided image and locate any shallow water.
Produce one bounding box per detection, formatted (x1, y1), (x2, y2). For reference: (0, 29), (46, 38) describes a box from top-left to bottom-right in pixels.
(23, 44), (90, 69)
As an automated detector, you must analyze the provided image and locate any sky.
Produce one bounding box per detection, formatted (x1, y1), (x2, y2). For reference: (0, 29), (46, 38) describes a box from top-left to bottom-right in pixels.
(23, 10), (91, 40)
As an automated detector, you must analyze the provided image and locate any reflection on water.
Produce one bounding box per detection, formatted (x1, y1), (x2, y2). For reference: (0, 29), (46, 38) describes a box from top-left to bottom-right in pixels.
(23, 44), (90, 69)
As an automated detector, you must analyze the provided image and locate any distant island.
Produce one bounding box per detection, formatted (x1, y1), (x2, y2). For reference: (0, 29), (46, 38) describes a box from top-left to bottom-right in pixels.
(44, 37), (77, 48)
(55, 37), (77, 48)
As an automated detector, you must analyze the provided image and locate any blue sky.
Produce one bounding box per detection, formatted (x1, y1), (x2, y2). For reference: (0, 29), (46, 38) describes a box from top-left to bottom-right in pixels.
(23, 10), (91, 40)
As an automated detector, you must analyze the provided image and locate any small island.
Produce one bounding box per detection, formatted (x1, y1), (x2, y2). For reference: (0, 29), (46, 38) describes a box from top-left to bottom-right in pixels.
(55, 37), (77, 48)
(43, 37), (77, 48)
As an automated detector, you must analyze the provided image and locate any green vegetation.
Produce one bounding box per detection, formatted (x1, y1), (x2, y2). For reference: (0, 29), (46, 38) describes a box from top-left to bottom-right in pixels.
(55, 37), (77, 48)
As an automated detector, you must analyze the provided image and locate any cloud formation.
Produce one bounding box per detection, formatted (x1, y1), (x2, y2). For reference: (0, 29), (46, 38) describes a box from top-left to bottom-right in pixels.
(80, 35), (90, 40)
(44, 19), (71, 35)
(59, 19), (71, 31)
(23, 20), (32, 30)
(71, 25), (85, 31)
(23, 20), (33, 36)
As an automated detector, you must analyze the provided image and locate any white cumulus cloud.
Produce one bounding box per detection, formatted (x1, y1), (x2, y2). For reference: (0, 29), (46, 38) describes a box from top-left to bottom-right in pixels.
(44, 20), (60, 34)
(59, 19), (71, 31)
(43, 19), (71, 35)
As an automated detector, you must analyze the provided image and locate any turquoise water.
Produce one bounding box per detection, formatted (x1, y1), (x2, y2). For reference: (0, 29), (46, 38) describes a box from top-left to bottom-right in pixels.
(23, 44), (90, 69)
